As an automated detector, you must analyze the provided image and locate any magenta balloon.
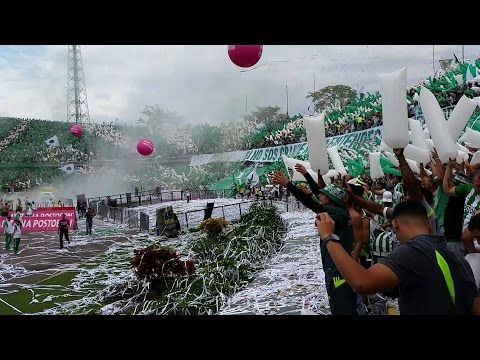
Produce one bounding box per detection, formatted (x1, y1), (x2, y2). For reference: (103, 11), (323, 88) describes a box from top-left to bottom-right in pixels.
(228, 45), (263, 68)
(70, 124), (83, 137)
(137, 138), (155, 156)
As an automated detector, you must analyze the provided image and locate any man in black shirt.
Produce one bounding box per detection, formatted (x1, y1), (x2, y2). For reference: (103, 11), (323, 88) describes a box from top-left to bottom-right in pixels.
(316, 200), (480, 314)
(85, 208), (95, 235)
(270, 169), (357, 315)
(58, 214), (70, 249)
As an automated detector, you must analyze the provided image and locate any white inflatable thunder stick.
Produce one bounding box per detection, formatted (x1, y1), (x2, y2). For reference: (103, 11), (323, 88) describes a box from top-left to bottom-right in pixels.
(327, 145), (347, 176)
(369, 152), (385, 180)
(446, 95), (478, 141)
(419, 87), (458, 164)
(379, 67), (409, 149)
(303, 114), (329, 175)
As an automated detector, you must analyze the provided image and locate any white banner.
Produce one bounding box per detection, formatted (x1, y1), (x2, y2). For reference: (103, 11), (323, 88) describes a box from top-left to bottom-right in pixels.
(188, 126), (383, 166)
(189, 150), (248, 167)
(244, 126), (383, 163)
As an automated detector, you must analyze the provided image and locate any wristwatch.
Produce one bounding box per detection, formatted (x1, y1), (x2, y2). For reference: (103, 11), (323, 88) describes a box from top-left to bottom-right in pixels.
(324, 233), (341, 245)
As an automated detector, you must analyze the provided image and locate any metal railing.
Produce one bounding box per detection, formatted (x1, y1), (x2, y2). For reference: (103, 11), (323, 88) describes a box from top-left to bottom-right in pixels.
(175, 194), (309, 229)
(91, 202), (149, 231)
(177, 199), (260, 229)
(87, 189), (235, 209)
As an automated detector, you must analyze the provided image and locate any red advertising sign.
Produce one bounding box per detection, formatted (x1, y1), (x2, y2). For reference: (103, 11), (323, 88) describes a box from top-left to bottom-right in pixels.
(0, 207), (77, 232)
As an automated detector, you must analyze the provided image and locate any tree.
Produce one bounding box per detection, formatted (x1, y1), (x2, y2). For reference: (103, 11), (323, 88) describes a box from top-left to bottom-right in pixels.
(306, 85), (356, 112)
(137, 105), (184, 136)
(191, 123), (223, 154)
(243, 106), (287, 131)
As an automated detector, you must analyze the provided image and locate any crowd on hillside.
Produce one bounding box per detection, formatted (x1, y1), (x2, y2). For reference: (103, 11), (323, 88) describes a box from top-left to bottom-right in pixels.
(0, 120), (29, 153)
(35, 146), (92, 163)
(82, 122), (133, 149)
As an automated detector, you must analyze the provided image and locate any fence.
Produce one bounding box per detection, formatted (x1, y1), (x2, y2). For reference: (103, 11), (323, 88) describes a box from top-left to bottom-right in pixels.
(177, 200), (260, 229)
(91, 202), (149, 231)
(87, 189), (234, 209)
(175, 194), (309, 230)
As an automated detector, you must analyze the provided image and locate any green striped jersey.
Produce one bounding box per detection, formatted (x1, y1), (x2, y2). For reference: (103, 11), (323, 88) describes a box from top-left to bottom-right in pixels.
(455, 184), (480, 229)
(394, 183), (404, 196)
(371, 230), (396, 257)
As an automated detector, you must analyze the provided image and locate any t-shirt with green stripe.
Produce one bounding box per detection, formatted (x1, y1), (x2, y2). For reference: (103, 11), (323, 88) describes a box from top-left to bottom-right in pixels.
(434, 180), (449, 227)
(455, 183), (480, 230)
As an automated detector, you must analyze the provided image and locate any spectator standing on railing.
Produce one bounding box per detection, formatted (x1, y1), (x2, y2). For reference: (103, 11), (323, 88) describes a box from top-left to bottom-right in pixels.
(85, 208), (95, 236)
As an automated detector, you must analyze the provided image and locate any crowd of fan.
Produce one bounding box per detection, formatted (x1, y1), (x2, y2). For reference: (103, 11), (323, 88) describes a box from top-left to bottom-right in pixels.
(266, 143), (480, 315)
(35, 146), (92, 163)
(82, 122), (133, 149)
(0, 119), (29, 153)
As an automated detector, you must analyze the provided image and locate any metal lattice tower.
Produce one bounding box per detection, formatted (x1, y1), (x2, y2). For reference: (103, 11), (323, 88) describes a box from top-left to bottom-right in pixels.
(67, 45), (91, 123)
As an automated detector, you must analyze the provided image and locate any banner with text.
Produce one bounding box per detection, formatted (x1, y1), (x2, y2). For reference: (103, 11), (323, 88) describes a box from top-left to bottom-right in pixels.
(0, 207), (77, 232)
(244, 126), (383, 163)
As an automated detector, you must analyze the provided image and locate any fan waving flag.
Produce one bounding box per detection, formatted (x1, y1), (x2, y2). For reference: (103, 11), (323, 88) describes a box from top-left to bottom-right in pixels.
(45, 135), (59, 147)
(59, 164), (75, 175)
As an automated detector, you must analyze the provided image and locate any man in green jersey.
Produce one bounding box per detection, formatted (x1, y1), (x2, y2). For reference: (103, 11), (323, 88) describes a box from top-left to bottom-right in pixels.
(444, 160), (480, 254)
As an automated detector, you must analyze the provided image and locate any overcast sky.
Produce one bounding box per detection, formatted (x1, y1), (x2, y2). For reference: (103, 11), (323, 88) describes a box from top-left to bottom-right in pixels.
(0, 45), (478, 126)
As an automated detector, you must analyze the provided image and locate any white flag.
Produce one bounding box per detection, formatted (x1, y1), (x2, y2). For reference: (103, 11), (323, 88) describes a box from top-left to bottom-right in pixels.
(45, 135), (59, 147)
(59, 164), (75, 175)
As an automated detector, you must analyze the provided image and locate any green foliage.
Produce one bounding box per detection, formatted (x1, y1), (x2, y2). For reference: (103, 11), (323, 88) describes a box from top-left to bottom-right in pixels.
(191, 123), (223, 154)
(0, 118), (21, 139)
(129, 244), (195, 292)
(307, 85), (357, 112)
(103, 202), (287, 315)
(199, 217), (229, 237)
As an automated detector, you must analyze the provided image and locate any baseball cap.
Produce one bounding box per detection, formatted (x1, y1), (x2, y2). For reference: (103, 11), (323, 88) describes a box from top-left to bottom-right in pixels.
(382, 191), (393, 203)
(319, 184), (346, 206)
(347, 177), (367, 187)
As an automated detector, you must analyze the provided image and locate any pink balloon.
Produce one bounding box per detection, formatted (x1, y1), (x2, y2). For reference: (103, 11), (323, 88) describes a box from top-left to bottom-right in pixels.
(70, 124), (83, 137)
(137, 138), (155, 156)
(228, 45), (263, 68)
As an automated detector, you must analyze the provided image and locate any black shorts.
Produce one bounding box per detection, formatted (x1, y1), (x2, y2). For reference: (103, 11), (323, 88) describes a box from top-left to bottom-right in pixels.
(325, 275), (359, 315)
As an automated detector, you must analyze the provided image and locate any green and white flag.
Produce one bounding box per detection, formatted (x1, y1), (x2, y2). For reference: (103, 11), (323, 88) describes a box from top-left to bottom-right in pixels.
(45, 135), (59, 147)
